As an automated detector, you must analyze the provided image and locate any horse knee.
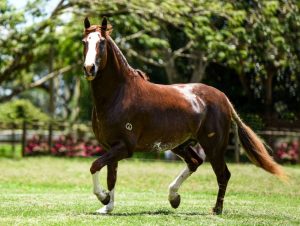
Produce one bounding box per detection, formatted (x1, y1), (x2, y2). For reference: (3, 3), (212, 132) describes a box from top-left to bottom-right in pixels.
(187, 145), (205, 172)
(90, 160), (102, 174)
(187, 159), (202, 172)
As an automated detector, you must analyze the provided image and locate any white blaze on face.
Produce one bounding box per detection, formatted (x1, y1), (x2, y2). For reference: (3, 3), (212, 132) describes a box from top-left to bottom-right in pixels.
(84, 32), (101, 70)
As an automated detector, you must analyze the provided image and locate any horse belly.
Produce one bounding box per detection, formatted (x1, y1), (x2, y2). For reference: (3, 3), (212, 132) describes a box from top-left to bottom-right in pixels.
(136, 124), (193, 152)
(150, 141), (178, 152)
(135, 140), (179, 152)
(135, 108), (202, 152)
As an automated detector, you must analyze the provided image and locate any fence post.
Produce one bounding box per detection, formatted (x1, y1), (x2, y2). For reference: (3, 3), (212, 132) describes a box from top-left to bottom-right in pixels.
(21, 120), (27, 157)
(234, 124), (240, 163)
(11, 123), (16, 156)
(48, 122), (53, 153)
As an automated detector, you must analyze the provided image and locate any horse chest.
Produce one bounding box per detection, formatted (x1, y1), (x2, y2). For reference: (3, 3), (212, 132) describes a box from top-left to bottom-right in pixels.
(92, 106), (132, 146)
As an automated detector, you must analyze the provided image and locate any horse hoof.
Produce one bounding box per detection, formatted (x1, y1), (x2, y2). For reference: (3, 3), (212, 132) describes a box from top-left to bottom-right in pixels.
(212, 207), (223, 215)
(101, 194), (110, 205)
(95, 206), (112, 215)
(170, 194), (181, 209)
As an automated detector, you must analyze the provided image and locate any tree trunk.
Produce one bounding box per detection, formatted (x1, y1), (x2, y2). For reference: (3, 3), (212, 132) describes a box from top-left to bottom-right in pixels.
(237, 71), (252, 101)
(69, 77), (81, 122)
(265, 67), (275, 120)
(48, 26), (55, 152)
(164, 57), (179, 84)
(189, 59), (207, 83)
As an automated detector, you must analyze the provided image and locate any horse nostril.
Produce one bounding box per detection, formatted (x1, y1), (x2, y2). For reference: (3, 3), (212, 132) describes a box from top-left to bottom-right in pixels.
(90, 64), (95, 73)
(84, 64), (95, 75)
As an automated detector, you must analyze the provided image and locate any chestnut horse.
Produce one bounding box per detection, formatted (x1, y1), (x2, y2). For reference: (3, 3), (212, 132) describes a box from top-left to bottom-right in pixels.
(82, 17), (286, 215)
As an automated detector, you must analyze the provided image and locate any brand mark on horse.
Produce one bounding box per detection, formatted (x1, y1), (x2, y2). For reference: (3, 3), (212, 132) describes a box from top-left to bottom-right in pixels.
(125, 122), (133, 131)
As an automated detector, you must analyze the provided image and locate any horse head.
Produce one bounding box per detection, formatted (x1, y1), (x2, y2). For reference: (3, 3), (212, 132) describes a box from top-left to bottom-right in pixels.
(82, 17), (111, 81)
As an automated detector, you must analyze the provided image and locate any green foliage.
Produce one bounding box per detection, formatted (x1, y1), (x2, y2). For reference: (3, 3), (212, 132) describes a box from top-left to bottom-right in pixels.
(240, 113), (265, 131)
(274, 101), (298, 122)
(0, 99), (49, 123)
(1, 0), (300, 122)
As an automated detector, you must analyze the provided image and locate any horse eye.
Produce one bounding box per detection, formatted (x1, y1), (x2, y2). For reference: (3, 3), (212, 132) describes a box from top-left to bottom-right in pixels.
(82, 40), (86, 45)
(99, 37), (106, 44)
(99, 39), (106, 48)
(99, 40), (105, 52)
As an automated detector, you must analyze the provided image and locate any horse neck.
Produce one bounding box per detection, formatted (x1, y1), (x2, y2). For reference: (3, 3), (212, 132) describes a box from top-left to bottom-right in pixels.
(90, 36), (134, 110)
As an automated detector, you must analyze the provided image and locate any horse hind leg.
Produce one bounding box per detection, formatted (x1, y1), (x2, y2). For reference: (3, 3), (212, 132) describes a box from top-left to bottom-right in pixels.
(199, 134), (231, 214)
(199, 135), (231, 214)
(168, 143), (205, 209)
(210, 155), (231, 215)
(197, 109), (231, 214)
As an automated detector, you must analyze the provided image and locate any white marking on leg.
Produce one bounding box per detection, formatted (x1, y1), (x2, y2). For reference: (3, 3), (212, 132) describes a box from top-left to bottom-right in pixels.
(92, 171), (108, 201)
(168, 167), (192, 201)
(96, 188), (115, 214)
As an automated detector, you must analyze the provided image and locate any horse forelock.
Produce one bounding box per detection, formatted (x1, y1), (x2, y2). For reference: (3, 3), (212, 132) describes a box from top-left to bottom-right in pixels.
(84, 25), (101, 36)
(84, 24), (113, 36)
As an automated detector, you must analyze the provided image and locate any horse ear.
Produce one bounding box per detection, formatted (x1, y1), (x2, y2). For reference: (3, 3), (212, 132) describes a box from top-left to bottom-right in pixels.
(84, 17), (90, 29)
(101, 17), (107, 31)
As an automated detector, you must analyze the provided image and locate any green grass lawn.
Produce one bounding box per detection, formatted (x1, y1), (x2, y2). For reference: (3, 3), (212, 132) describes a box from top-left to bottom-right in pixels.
(0, 157), (299, 225)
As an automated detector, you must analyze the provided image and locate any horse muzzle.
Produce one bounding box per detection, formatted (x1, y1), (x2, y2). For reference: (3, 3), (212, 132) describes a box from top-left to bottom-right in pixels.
(83, 63), (97, 81)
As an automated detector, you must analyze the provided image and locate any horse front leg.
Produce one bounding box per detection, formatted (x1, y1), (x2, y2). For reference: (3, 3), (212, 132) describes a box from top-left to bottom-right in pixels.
(90, 141), (129, 213)
(92, 171), (110, 206)
(168, 166), (192, 208)
(95, 162), (118, 214)
(169, 143), (204, 208)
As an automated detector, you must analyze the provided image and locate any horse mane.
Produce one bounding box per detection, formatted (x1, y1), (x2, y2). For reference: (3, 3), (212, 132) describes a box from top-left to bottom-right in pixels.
(135, 69), (150, 81)
(107, 36), (131, 68)
(108, 38), (150, 81)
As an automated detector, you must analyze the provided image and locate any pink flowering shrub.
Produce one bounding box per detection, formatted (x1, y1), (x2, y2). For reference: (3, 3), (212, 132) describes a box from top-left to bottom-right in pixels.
(25, 135), (49, 155)
(275, 139), (299, 164)
(25, 134), (104, 157)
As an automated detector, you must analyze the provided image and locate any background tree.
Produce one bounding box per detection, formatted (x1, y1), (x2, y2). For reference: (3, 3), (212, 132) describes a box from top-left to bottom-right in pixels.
(0, 0), (299, 128)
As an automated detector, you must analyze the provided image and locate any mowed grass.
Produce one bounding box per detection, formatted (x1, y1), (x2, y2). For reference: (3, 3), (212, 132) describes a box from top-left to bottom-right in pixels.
(0, 157), (299, 225)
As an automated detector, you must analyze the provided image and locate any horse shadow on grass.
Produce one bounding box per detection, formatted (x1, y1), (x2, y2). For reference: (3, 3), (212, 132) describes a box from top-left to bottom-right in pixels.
(88, 209), (209, 217)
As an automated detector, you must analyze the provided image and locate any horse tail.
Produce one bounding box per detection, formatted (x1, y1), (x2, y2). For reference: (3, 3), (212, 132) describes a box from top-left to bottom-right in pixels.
(226, 98), (288, 181)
